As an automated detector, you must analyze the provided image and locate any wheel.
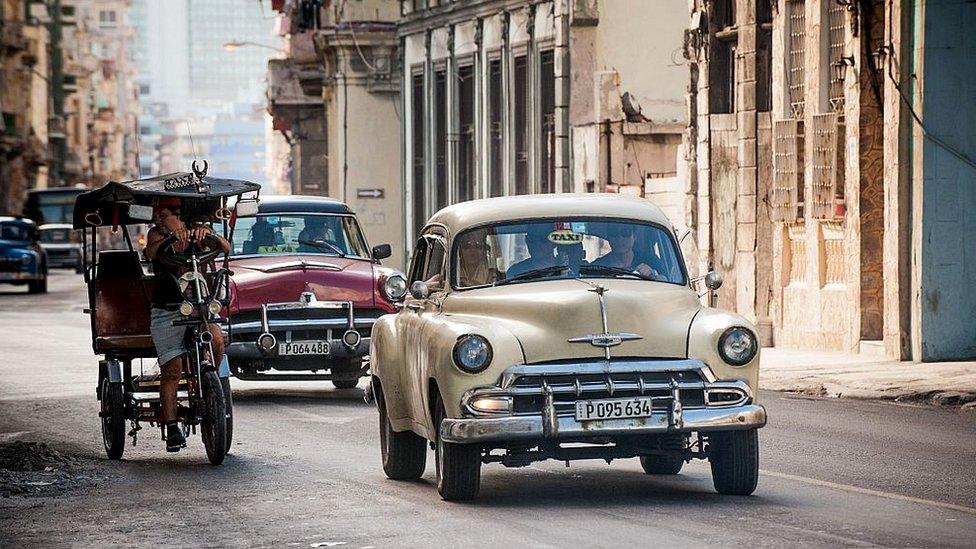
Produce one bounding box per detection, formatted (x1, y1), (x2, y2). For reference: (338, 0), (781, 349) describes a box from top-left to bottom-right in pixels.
(28, 276), (47, 294)
(376, 380), (426, 480)
(709, 429), (759, 495)
(434, 394), (481, 501)
(220, 376), (234, 454)
(333, 378), (359, 390)
(200, 371), (228, 465)
(639, 454), (684, 475)
(75, 262), (85, 274)
(100, 379), (126, 460)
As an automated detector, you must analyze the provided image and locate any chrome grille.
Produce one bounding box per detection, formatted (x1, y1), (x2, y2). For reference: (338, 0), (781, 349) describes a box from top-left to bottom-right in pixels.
(508, 370), (707, 416)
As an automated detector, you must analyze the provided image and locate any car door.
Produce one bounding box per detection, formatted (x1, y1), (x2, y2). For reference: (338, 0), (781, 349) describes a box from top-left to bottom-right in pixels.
(399, 232), (448, 433)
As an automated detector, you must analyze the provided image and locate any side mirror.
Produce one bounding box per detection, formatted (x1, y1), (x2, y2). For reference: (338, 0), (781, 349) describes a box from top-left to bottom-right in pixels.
(410, 280), (430, 300)
(705, 270), (723, 291)
(372, 243), (392, 260)
(128, 204), (154, 222)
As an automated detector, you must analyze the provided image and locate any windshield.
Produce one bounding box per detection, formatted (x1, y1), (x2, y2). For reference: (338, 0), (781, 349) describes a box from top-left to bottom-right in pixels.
(40, 228), (79, 244)
(452, 219), (687, 289)
(230, 214), (369, 258)
(0, 223), (32, 242)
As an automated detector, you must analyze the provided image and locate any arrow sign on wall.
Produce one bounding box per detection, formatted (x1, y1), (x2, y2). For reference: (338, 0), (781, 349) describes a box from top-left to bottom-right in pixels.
(357, 189), (384, 199)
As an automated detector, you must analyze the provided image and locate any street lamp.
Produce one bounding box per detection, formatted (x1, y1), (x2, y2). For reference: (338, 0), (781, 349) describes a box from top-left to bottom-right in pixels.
(222, 40), (286, 54)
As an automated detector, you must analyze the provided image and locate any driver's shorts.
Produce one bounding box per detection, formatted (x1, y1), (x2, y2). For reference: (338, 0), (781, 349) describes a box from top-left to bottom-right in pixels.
(150, 308), (188, 365)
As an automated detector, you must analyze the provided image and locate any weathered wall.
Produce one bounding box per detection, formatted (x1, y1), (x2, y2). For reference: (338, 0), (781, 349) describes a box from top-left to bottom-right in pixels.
(915, 0), (976, 360)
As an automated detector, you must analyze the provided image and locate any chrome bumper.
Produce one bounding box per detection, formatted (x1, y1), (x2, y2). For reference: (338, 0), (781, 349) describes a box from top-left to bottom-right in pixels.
(226, 337), (370, 359)
(439, 358), (766, 445)
(0, 272), (42, 282)
(439, 404), (766, 445)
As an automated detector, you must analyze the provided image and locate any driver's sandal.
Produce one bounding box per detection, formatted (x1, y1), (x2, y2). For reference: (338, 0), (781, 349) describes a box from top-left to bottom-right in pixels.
(165, 422), (186, 452)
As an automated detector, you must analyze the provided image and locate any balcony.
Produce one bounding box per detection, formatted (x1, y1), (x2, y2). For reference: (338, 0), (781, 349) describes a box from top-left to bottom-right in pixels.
(267, 58), (323, 119)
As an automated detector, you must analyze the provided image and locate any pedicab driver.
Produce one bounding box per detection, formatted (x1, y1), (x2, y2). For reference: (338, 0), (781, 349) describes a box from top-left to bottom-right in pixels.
(144, 197), (230, 452)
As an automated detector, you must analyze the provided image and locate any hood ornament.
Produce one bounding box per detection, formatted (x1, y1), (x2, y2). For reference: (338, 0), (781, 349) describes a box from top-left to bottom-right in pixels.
(567, 285), (642, 359)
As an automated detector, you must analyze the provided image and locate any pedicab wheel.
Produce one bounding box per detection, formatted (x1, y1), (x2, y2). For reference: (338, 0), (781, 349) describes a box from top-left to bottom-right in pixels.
(100, 379), (126, 460)
(375, 379), (425, 480)
(434, 394), (481, 501)
(708, 429), (759, 495)
(200, 371), (228, 465)
(220, 376), (234, 454)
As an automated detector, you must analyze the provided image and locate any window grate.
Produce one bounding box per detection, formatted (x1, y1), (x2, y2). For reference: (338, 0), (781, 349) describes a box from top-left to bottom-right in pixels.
(772, 119), (802, 223)
(810, 113), (839, 219)
(828, 2), (846, 111)
(787, 0), (806, 118)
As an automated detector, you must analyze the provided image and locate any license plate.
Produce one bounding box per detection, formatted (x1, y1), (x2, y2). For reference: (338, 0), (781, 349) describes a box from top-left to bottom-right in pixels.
(279, 340), (330, 356)
(575, 396), (655, 421)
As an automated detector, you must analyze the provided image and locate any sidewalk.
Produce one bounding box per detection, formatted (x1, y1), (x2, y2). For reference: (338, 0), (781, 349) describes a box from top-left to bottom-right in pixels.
(760, 347), (976, 408)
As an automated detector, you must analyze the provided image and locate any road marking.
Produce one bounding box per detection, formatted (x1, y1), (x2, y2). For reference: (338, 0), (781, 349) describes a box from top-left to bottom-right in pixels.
(761, 469), (976, 517)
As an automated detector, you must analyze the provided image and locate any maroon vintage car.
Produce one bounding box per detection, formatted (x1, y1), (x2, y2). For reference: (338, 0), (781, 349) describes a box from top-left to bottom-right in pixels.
(225, 196), (406, 388)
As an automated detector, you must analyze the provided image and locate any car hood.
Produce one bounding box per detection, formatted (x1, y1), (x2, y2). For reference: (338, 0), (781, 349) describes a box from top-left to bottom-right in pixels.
(229, 254), (376, 312)
(440, 278), (701, 364)
(0, 242), (34, 255)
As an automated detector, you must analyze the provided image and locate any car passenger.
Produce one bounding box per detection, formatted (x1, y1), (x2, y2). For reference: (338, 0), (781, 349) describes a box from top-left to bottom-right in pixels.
(144, 197), (230, 452)
(455, 231), (498, 287)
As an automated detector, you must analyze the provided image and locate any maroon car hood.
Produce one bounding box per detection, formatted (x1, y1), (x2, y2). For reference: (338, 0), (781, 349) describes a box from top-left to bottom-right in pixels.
(229, 254), (377, 313)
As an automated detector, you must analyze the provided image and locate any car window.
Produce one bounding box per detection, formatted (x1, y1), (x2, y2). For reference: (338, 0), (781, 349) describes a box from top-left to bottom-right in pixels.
(40, 228), (78, 244)
(231, 214), (369, 258)
(0, 223), (31, 241)
(453, 218), (687, 289)
(423, 239), (447, 291)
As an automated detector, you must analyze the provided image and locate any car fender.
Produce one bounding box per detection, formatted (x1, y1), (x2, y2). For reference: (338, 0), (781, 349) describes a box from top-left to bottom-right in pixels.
(417, 313), (525, 432)
(686, 308), (761, 397)
(369, 313), (411, 424)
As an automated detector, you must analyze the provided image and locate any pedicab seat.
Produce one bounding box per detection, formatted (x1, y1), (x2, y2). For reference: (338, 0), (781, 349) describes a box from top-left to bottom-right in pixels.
(92, 250), (156, 355)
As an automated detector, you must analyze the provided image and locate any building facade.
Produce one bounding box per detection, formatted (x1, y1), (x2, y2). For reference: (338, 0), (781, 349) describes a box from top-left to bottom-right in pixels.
(398, 0), (688, 265)
(268, 0), (404, 268)
(1, 0), (49, 214)
(688, 0), (975, 361)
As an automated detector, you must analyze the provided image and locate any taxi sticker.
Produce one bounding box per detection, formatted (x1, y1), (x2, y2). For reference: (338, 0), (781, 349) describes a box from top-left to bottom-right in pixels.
(257, 245), (298, 253)
(548, 229), (584, 245)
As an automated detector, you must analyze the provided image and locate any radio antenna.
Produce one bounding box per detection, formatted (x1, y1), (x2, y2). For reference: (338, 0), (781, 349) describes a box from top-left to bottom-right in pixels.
(185, 121), (199, 161)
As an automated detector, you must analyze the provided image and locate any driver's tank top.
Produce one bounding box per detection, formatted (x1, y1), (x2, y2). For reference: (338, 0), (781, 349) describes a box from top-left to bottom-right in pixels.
(151, 255), (184, 310)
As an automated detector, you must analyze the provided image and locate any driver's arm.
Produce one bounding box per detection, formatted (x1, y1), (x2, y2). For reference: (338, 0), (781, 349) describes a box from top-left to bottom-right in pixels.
(189, 224), (231, 253)
(144, 227), (166, 261)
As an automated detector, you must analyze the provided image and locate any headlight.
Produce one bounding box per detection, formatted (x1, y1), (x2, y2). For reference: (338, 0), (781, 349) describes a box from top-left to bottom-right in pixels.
(452, 334), (492, 373)
(718, 327), (758, 366)
(178, 301), (193, 316)
(21, 254), (33, 265)
(207, 300), (222, 315)
(382, 272), (407, 301)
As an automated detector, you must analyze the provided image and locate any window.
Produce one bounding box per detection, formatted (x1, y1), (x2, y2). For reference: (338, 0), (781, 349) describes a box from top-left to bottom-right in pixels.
(709, 0), (737, 114)
(487, 58), (504, 197)
(408, 237), (429, 284)
(539, 50), (556, 194)
(787, 0), (806, 117)
(411, 71), (425, 237)
(827, 0), (846, 111)
(757, 0), (773, 112)
(230, 214), (369, 258)
(457, 64), (475, 203)
(98, 10), (117, 28)
(513, 54), (528, 195)
(434, 68), (448, 210)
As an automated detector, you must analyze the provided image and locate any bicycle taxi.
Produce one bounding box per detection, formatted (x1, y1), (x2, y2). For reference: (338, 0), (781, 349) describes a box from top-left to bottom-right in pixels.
(73, 165), (260, 465)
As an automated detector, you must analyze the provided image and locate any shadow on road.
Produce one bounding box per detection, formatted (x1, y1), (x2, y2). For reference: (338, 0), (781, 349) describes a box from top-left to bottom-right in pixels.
(230, 386), (371, 408)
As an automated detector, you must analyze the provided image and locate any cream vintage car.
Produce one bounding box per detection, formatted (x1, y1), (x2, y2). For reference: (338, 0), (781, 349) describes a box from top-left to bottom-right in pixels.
(368, 194), (766, 500)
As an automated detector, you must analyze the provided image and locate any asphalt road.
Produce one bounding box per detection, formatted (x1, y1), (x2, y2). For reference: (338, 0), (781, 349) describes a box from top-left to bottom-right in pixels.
(1, 272), (975, 548)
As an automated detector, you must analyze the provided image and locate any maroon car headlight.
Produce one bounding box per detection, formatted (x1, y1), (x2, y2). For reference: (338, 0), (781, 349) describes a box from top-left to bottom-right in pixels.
(381, 272), (407, 301)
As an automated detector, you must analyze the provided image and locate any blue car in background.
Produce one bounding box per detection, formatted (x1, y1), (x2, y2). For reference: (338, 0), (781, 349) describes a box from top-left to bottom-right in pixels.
(0, 216), (48, 294)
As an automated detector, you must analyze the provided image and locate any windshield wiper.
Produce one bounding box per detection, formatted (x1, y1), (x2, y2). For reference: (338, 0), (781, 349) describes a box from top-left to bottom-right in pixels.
(298, 238), (346, 257)
(495, 264), (570, 286)
(579, 263), (655, 281)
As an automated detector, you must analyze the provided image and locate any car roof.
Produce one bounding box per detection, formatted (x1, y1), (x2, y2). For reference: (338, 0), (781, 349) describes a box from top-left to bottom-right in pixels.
(0, 216), (36, 226)
(255, 195), (353, 215)
(39, 223), (74, 230)
(425, 194), (674, 234)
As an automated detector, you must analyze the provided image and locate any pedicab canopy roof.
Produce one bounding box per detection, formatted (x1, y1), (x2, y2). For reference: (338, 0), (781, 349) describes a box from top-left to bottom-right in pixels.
(72, 172), (261, 229)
